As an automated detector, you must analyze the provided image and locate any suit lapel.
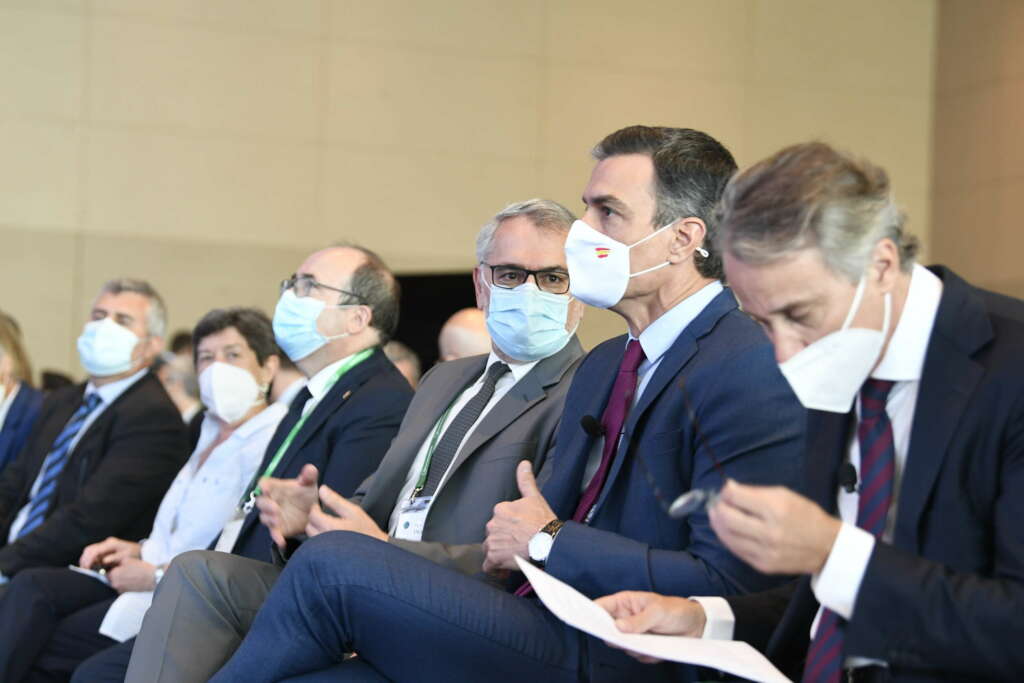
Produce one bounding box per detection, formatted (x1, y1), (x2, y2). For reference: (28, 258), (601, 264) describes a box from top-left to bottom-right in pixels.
(806, 410), (851, 514)
(359, 357), (485, 523)
(894, 268), (989, 551)
(593, 290), (735, 512)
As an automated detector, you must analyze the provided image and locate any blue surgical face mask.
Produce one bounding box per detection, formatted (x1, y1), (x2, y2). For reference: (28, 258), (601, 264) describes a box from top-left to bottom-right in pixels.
(484, 281), (575, 362)
(77, 318), (140, 377)
(273, 290), (354, 362)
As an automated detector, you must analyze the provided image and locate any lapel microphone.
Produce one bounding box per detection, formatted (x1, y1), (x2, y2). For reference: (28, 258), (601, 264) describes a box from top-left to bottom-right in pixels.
(579, 375), (727, 520)
(839, 462), (859, 493)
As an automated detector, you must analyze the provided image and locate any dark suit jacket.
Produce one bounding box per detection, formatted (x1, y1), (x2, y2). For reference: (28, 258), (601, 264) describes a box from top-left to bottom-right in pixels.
(538, 288), (806, 682)
(0, 371), (188, 576)
(726, 266), (1024, 682)
(229, 347), (413, 563)
(354, 337), (584, 574)
(0, 383), (43, 473)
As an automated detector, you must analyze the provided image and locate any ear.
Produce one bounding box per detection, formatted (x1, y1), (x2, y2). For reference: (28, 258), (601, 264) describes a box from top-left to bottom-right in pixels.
(260, 354), (281, 389)
(870, 238), (901, 294)
(472, 266), (489, 312)
(347, 304), (373, 335)
(666, 217), (707, 264)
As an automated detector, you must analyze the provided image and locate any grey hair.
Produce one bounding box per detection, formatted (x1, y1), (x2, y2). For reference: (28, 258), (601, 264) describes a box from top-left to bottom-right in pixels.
(714, 142), (918, 281)
(475, 199), (576, 263)
(97, 278), (168, 339)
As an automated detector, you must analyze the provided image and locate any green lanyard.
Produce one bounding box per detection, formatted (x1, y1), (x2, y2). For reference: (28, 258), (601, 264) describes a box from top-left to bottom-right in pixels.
(410, 400), (459, 499)
(238, 347), (374, 512)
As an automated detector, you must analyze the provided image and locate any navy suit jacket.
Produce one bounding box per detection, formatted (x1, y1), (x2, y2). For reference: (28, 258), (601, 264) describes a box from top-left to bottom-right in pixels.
(539, 288), (806, 682)
(228, 347), (413, 563)
(0, 383), (43, 473)
(727, 267), (1024, 681)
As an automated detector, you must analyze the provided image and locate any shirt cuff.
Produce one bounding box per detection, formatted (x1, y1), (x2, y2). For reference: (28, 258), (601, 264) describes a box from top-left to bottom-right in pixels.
(811, 522), (875, 620)
(690, 596), (735, 640)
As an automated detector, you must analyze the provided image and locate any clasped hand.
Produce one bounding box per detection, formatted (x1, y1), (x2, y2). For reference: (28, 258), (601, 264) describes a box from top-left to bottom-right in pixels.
(257, 464), (387, 548)
(78, 537), (155, 592)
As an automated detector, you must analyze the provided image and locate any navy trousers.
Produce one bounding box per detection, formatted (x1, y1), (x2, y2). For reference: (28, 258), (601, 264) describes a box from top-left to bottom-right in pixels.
(210, 531), (584, 683)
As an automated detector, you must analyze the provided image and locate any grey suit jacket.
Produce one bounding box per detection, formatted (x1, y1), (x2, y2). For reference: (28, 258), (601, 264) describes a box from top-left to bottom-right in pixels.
(352, 336), (583, 575)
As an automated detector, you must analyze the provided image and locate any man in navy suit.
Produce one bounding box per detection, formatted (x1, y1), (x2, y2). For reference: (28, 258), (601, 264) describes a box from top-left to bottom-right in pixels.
(202, 126), (805, 683)
(596, 142), (1024, 681)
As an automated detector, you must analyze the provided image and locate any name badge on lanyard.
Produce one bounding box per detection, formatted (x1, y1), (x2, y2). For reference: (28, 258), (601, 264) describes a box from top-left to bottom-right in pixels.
(393, 496), (432, 541)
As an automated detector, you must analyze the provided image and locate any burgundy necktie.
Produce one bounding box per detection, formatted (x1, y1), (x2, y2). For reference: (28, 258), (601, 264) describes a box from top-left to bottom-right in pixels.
(514, 340), (645, 598)
(802, 379), (896, 683)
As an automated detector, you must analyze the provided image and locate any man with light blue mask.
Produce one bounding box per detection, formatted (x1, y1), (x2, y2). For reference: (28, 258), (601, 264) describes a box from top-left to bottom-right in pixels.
(0, 279), (188, 588)
(123, 207), (584, 682)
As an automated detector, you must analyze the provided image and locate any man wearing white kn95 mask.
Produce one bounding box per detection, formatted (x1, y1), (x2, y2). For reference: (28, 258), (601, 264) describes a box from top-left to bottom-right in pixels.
(0, 278), (188, 589)
(0, 306), (289, 682)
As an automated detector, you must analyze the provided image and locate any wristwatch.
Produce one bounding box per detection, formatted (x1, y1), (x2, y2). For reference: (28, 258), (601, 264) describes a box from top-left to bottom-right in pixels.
(527, 519), (565, 567)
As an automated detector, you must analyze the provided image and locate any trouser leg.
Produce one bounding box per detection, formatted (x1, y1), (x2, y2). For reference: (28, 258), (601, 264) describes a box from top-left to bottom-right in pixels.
(124, 550), (282, 683)
(211, 532), (582, 683)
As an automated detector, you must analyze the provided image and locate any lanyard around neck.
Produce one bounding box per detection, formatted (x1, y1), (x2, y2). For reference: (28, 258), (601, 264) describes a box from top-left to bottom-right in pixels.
(238, 347), (374, 512)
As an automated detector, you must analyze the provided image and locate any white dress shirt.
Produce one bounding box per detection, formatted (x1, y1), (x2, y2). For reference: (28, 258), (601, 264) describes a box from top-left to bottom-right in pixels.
(7, 368), (149, 543)
(98, 400), (287, 642)
(388, 352), (539, 538)
(581, 281), (724, 490)
(695, 265), (945, 656)
(0, 382), (22, 433)
(275, 376), (308, 410)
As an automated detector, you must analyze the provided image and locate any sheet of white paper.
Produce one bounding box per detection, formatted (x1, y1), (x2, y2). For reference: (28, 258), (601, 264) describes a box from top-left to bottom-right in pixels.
(515, 557), (791, 683)
(67, 564), (110, 586)
(99, 590), (154, 642)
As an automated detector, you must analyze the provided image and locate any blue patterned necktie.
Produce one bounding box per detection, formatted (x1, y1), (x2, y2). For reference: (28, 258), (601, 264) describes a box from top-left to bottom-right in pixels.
(16, 392), (103, 539)
(803, 379), (896, 682)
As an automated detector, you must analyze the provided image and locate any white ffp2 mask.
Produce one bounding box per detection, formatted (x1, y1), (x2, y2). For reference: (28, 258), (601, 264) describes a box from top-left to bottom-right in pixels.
(778, 276), (891, 413)
(565, 219), (687, 309)
(199, 362), (264, 424)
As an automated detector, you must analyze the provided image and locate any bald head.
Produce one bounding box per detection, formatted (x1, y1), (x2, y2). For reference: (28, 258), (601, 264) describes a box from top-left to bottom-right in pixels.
(438, 308), (490, 362)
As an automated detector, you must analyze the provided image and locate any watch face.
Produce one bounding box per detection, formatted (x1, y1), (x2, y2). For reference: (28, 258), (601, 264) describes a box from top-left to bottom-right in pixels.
(528, 532), (554, 562)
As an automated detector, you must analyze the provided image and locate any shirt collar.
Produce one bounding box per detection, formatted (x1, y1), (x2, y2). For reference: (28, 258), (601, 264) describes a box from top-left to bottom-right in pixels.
(633, 281), (724, 364)
(871, 263), (943, 382)
(85, 367), (149, 407)
(306, 351), (362, 402)
(483, 351), (539, 385)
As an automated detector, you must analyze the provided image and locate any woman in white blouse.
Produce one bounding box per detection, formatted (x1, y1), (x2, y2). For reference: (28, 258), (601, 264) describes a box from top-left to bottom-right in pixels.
(0, 307), (288, 682)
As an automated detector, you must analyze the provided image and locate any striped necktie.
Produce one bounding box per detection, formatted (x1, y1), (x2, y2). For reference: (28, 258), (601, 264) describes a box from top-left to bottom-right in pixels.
(16, 392), (103, 539)
(802, 379), (896, 682)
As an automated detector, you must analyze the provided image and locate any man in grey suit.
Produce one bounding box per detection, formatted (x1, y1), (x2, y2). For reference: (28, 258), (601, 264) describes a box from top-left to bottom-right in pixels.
(113, 199), (585, 683)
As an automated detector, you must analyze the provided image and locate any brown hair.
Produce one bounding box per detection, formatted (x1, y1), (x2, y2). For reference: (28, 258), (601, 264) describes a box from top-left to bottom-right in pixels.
(0, 311), (34, 386)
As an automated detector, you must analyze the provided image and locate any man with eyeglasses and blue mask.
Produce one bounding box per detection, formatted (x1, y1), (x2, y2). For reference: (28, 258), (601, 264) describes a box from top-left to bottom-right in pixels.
(121, 201), (585, 683)
(170, 126), (806, 683)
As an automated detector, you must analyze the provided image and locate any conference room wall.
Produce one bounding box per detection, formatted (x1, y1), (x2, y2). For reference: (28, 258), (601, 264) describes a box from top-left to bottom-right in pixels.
(0, 0), (936, 378)
(932, 0), (1024, 299)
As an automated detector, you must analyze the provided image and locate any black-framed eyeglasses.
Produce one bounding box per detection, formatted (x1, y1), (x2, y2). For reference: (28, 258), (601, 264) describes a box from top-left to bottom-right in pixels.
(482, 263), (571, 295)
(280, 274), (364, 304)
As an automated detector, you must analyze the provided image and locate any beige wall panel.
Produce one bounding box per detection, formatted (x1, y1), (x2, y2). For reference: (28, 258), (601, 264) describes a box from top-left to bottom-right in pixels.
(326, 44), (542, 161)
(321, 145), (539, 272)
(0, 7), (84, 120)
(332, 0), (543, 58)
(546, 0), (750, 79)
(750, 0), (935, 97)
(539, 66), (748, 214)
(993, 77), (1024, 181)
(936, 0), (1024, 94)
(85, 129), (320, 247)
(75, 233), (313, 356)
(0, 226), (78, 377)
(0, 121), (79, 230)
(576, 307), (628, 351)
(0, 1), (82, 10)
(91, 0), (324, 37)
(932, 87), (1000, 193)
(90, 17), (320, 139)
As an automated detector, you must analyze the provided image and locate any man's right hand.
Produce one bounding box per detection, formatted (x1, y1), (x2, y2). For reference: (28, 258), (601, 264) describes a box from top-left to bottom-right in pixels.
(79, 537), (141, 570)
(594, 591), (708, 664)
(257, 464), (320, 549)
